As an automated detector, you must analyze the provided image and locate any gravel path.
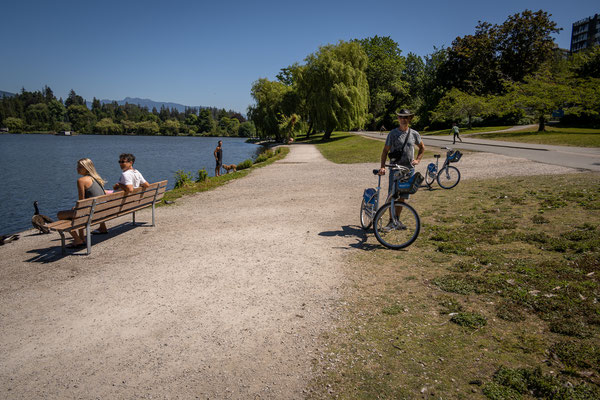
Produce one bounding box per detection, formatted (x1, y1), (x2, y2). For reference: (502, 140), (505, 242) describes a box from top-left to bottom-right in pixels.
(0, 145), (578, 399)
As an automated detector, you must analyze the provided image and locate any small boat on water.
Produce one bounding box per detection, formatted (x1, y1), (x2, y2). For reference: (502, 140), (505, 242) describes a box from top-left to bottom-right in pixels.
(55, 130), (73, 136)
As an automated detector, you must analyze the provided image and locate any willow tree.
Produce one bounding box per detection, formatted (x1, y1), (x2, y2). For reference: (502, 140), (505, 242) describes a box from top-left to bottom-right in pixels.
(248, 78), (292, 141)
(298, 41), (369, 140)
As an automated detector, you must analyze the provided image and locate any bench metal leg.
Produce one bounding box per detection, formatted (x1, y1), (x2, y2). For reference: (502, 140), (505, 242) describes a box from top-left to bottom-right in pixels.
(152, 204), (155, 227)
(86, 226), (91, 255)
(59, 232), (66, 255)
(132, 212), (136, 225)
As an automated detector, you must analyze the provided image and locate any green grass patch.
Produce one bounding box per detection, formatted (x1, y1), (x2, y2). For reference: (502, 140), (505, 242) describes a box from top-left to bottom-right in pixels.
(476, 126), (600, 147)
(422, 126), (512, 136)
(160, 147), (289, 204)
(296, 130), (438, 163)
(307, 172), (600, 398)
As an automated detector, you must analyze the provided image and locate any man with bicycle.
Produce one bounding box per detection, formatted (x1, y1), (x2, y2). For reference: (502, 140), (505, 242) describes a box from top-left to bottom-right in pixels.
(378, 109), (425, 229)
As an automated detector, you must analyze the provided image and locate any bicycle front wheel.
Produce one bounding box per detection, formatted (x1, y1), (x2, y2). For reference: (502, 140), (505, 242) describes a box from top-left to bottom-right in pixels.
(373, 201), (420, 249)
(360, 198), (375, 230)
(437, 166), (461, 189)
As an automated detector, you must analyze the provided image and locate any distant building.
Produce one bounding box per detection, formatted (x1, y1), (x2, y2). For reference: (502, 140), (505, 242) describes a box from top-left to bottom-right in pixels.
(570, 13), (600, 53)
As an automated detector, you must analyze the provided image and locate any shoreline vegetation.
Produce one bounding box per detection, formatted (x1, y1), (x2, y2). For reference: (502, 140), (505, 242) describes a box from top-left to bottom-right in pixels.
(299, 133), (600, 399)
(160, 146), (289, 205)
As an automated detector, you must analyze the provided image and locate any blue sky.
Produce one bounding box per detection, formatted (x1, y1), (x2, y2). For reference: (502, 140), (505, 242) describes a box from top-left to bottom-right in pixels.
(0, 0), (597, 113)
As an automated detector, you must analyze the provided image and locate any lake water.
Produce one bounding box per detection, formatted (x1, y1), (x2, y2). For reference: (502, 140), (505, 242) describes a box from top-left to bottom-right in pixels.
(0, 134), (263, 235)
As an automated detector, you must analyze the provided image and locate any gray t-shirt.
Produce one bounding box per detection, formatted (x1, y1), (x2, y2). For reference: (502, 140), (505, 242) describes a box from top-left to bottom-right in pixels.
(385, 127), (422, 167)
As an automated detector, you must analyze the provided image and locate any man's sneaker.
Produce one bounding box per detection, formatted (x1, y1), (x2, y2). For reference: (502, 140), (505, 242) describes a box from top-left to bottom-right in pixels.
(382, 220), (407, 232)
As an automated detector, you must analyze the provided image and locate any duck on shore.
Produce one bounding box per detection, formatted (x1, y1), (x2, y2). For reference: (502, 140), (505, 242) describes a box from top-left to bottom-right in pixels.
(32, 201), (53, 234)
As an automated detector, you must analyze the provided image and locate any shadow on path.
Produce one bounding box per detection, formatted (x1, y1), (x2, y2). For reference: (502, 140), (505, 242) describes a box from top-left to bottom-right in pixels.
(25, 222), (143, 263)
(319, 225), (383, 250)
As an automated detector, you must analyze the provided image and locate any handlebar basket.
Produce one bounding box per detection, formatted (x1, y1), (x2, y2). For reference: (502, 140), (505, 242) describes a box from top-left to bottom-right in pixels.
(447, 150), (462, 163)
(396, 172), (424, 195)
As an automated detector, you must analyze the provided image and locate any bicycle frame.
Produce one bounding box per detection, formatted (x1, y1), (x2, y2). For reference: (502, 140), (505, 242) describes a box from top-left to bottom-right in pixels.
(426, 147), (454, 188)
(361, 165), (410, 228)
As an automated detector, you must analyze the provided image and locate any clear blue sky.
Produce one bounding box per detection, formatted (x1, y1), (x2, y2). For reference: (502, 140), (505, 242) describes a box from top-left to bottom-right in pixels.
(1, 0), (597, 113)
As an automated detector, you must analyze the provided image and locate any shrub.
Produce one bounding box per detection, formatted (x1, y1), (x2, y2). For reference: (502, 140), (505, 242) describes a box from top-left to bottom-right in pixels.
(174, 170), (194, 188)
(237, 159), (253, 170)
(196, 168), (208, 182)
(255, 149), (275, 163)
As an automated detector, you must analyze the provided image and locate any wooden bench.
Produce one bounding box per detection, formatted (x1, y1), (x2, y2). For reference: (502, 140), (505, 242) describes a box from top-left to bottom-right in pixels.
(46, 180), (168, 255)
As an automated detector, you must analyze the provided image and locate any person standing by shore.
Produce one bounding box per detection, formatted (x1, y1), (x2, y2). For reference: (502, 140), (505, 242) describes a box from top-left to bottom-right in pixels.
(452, 122), (462, 144)
(214, 140), (223, 177)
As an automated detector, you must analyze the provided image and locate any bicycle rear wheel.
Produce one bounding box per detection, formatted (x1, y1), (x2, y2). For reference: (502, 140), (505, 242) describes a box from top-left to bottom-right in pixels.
(425, 171), (436, 188)
(437, 166), (461, 189)
(360, 198), (375, 230)
(373, 201), (420, 249)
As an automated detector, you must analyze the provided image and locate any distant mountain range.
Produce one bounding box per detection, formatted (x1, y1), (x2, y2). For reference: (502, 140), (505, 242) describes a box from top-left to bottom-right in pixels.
(85, 97), (205, 113)
(0, 90), (206, 112)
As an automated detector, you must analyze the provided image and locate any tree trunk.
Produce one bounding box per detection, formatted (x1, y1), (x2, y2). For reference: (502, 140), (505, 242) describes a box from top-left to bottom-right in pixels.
(538, 115), (546, 132)
(468, 114), (472, 129)
(322, 129), (333, 141)
(306, 121), (313, 138)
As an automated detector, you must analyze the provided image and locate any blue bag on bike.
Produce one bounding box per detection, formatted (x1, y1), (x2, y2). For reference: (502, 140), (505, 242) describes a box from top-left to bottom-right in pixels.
(447, 150), (462, 163)
(396, 172), (424, 194)
(363, 188), (377, 204)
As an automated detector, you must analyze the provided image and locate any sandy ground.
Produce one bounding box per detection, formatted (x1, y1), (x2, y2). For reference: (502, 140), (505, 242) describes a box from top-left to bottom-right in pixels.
(0, 145), (578, 399)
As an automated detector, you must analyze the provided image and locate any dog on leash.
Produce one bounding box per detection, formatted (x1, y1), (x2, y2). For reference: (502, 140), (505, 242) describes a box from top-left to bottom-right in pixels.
(222, 164), (237, 173)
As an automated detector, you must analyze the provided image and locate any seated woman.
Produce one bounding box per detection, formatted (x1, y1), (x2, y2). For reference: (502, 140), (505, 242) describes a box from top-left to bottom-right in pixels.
(57, 158), (108, 247)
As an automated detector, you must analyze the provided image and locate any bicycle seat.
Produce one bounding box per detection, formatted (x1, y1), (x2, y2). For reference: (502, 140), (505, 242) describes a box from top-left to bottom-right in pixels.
(434, 154), (441, 158)
(372, 169), (380, 175)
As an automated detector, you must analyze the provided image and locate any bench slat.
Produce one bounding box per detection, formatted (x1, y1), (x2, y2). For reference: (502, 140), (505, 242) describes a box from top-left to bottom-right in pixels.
(71, 197), (155, 226)
(48, 181), (168, 233)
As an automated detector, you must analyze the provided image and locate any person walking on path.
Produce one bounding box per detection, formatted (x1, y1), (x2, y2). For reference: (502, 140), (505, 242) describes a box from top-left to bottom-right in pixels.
(214, 140), (223, 177)
(452, 122), (462, 144)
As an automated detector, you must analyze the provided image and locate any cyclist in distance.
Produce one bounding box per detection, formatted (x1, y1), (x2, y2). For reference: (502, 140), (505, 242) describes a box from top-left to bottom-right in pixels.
(378, 109), (425, 220)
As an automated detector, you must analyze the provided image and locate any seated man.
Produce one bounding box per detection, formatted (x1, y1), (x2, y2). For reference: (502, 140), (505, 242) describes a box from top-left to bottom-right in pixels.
(113, 153), (150, 193)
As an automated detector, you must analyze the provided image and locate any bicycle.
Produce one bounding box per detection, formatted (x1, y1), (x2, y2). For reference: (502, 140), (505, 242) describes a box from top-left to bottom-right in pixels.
(360, 165), (423, 249)
(425, 147), (462, 190)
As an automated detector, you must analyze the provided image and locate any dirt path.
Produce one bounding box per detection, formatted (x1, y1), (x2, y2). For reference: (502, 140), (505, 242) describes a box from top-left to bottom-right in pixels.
(0, 145), (577, 399)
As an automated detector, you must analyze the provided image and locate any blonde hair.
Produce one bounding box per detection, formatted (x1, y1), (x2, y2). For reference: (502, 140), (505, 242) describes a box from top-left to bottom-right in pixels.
(78, 158), (106, 187)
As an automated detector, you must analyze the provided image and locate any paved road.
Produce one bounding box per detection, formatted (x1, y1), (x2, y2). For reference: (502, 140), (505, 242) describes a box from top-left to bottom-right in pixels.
(357, 131), (600, 172)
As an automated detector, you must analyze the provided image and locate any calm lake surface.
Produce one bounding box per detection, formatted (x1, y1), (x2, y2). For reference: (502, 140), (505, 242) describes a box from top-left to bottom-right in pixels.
(0, 134), (263, 235)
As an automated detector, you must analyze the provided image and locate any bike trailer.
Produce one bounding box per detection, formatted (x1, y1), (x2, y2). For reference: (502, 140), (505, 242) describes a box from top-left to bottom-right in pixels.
(447, 150), (463, 163)
(396, 172), (424, 194)
(363, 188), (377, 204)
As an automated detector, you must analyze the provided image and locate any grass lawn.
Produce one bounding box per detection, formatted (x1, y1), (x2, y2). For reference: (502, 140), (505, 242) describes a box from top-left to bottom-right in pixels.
(422, 126), (512, 136)
(296, 131), (438, 163)
(476, 127), (600, 147)
(308, 173), (600, 399)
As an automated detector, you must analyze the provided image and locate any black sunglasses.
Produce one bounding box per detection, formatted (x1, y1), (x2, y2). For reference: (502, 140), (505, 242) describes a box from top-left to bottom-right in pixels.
(118, 160), (129, 163)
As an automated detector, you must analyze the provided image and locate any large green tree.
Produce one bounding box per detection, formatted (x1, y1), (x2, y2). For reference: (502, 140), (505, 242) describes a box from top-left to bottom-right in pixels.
(502, 69), (572, 131)
(432, 88), (488, 128)
(248, 78), (292, 141)
(297, 40), (369, 140)
(356, 36), (407, 129)
(496, 10), (561, 82)
(67, 104), (96, 133)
